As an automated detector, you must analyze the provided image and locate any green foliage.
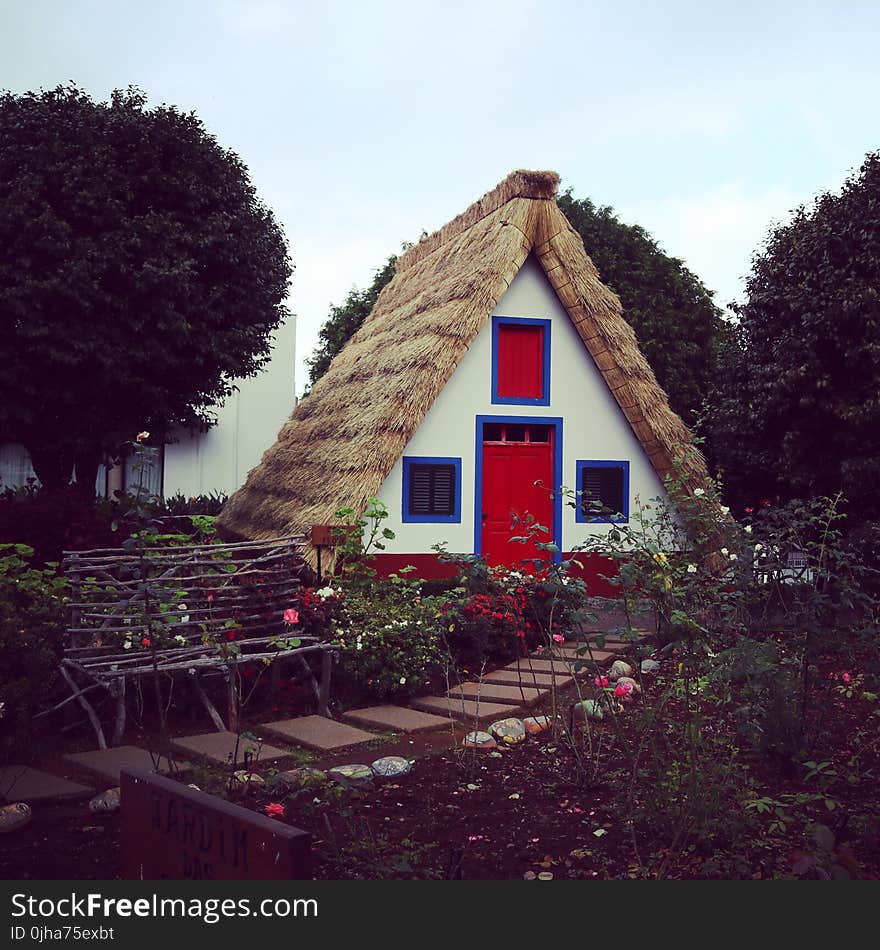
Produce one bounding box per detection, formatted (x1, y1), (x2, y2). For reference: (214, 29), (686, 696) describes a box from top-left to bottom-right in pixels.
(0, 84), (292, 489)
(557, 190), (727, 423)
(0, 544), (68, 759)
(709, 150), (880, 520)
(336, 575), (447, 701)
(305, 255), (397, 389)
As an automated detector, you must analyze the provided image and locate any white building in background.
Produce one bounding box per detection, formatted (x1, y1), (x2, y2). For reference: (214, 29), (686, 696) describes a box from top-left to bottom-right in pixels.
(0, 316), (296, 500)
(162, 316), (297, 499)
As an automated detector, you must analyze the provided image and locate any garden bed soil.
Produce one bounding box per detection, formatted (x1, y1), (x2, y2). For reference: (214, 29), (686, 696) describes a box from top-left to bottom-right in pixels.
(2, 644), (878, 881)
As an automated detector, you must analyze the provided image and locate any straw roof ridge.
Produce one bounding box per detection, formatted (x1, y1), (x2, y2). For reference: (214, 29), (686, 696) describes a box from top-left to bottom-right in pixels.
(395, 169), (560, 273)
(218, 169), (711, 551)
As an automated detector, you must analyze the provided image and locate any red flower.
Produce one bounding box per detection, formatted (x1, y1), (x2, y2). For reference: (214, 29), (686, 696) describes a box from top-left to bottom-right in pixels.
(227, 629), (237, 641)
(264, 803), (285, 819)
(141, 637), (151, 647)
(744, 507), (754, 514)
(515, 629), (526, 638)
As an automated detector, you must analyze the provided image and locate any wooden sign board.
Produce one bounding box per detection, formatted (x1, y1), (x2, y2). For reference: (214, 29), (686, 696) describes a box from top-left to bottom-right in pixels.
(120, 769), (311, 880)
(310, 524), (357, 547)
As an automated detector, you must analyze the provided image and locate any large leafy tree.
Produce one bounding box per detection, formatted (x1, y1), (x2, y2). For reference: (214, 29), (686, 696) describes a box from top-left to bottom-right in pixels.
(557, 191), (725, 423)
(709, 151), (880, 520)
(306, 254), (397, 388)
(308, 196), (724, 423)
(0, 85), (291, 490)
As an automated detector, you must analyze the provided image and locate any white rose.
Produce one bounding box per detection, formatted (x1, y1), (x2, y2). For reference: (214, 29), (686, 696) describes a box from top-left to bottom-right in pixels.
(694, 488), (706, 497)
(686, 564), (698, 574)
(399, 677), (406, 685)
(744, 525), (753, 534)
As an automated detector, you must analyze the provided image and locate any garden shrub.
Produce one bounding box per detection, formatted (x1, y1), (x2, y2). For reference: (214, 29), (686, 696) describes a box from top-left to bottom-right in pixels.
(336, 577), (447, 701)
(0, 544), (68, 760)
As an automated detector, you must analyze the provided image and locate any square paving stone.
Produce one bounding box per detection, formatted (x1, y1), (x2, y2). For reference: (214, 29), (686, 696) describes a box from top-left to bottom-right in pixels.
(62, 746), (179, 785)
(0, 766), (93, 804)
(410, 695), (521, 723)
(342, 706), (450, 733)
(447, 681), (544, 707)
(481, 668), (573, 690)
(260, 716), (377, 752)
(170, 731), (291, 766)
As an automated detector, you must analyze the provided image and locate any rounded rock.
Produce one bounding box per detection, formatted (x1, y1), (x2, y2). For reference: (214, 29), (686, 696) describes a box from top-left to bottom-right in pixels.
(88, 787), (121, 814)
(274, 767), (327, 791)
(572, 699), (604, 722)
(609, 660), (634, 681)
(0, 802), (32, 834)
(488, 718), (527, 746)
(640, 659), (661, 674)
(232, 770), (266, 792)
(462, 731), (497, 750)
(328, 764), (374, 789)
(371, 756), (412, 779)
(522, 716), (554, 735)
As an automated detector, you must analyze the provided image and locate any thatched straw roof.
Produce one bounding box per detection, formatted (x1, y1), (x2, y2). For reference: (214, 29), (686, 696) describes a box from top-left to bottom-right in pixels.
(218, 169), (710, 554)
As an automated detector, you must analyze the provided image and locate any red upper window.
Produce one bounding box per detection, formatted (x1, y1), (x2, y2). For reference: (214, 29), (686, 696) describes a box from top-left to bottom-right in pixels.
(496, 323), (544, 399)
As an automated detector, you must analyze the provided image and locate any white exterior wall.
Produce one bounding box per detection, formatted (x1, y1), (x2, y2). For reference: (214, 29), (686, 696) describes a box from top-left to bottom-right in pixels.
(374, 255), (668, 555)
(163, 315), (297, 498)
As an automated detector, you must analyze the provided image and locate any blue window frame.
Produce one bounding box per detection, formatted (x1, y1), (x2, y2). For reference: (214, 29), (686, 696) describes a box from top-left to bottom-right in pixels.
(402, 456), (462, 523)
(491, 316), (551, 406)
(575, 460), (630, 523)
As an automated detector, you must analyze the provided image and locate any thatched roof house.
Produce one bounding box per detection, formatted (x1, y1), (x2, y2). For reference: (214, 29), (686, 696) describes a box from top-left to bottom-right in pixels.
(219, 170), (710, 582)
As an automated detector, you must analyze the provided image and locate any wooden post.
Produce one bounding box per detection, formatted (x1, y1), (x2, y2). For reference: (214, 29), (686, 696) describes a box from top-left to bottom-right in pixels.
(318, 647), (333, 718)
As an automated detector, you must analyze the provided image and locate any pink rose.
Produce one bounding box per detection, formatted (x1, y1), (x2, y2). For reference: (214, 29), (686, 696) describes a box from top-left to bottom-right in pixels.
(264, 803), (285, 819)
(283, 608), (300, 625)
(552, 634), (564, 644)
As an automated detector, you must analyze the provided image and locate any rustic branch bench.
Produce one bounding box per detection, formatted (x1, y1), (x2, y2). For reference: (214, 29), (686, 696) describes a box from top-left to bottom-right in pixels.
(55, 534), (340, 749)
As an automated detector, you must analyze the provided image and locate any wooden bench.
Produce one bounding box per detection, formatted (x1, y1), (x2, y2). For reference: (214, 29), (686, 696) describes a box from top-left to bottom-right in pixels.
(55, 535), (340, 749)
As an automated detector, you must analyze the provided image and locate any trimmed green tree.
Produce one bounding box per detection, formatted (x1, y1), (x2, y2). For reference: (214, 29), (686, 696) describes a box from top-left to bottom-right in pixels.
(709, 150), (880, 520)
(0, 85), (291, 490)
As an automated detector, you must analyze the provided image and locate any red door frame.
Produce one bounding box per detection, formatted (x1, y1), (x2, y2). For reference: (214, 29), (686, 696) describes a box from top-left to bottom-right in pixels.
(474, 415), (563, 565)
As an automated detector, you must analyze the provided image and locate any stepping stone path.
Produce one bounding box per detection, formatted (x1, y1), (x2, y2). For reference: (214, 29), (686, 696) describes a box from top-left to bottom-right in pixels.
(342, 705), (449, 733)
(411, 696), (520, 722)
(0, 766), (92, 804)
(447, 681), (543, 707)
(261, 716), (375, 752)
(371, 756), (412, 779)
(24, 611), (641, 807)
(481, 668), (573, 690)
(328, 764), (373, 789)
(171, 731), (290, 767)
(62, 746), (178, 785)
(462, 731), (497, 750)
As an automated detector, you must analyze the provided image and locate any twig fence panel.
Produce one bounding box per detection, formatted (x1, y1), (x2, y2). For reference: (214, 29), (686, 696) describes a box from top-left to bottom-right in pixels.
(57, 535), (339, 748)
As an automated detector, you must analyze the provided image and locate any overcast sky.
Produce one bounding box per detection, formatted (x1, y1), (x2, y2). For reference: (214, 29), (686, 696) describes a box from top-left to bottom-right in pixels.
(3, 1), (879, 395)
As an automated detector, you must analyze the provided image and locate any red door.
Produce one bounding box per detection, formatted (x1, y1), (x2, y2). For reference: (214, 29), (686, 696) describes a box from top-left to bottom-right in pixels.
(481, 423), (554, 567)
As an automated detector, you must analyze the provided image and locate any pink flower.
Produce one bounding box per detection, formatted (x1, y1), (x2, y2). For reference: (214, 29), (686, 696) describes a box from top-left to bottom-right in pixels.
(594, 676), (609, 689)
(264, 803), (285, 819)
(135, 431), (150, 442)
(614, 684), (627, 697)
(283, 608), (300, 625)
(552, 634), (564, 644)
(842, 672), (852, 685)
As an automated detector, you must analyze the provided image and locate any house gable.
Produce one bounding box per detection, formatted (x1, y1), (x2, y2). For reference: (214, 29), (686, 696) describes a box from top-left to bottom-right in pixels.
(374, 254), (668, 557)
